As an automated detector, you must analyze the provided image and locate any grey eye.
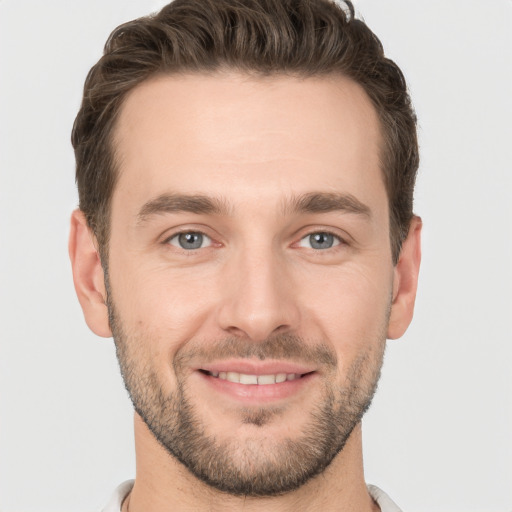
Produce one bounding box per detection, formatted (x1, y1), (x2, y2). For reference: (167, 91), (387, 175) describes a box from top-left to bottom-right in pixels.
(299, 232), (340, 250)
(169, 232), (211, 250)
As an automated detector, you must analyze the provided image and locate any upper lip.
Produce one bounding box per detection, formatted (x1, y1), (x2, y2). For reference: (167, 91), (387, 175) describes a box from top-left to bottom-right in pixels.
(197, 359), (316, 376)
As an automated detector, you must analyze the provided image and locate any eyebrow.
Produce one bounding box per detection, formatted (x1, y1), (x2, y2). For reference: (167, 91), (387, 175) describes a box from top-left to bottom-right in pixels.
(137, 193), (230, 223)
(284, 192), (372, 218)
(137, 191), (371, 224)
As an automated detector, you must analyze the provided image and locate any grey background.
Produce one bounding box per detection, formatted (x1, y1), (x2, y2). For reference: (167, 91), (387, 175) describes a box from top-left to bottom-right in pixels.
(1, 0), (511, 510)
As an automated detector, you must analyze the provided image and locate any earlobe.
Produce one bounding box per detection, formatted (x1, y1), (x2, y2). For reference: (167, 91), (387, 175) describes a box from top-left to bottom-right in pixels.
(68, 209), (112, 338)
(387, 216), (422, 340)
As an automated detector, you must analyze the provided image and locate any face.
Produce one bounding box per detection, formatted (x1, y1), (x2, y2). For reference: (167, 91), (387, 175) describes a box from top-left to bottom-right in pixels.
(105, 72), (395, 495)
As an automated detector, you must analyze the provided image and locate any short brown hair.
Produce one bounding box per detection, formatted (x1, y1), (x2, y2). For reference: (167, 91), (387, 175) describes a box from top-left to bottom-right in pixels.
(72, 0), (418, 264)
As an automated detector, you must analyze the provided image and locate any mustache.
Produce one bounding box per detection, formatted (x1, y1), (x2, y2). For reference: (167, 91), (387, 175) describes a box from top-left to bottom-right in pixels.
(174, 333), (338, 369)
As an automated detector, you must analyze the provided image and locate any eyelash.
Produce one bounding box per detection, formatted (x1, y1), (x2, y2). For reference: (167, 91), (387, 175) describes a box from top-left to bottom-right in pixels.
(164, 230), (214, 251)
(162, 229), (347, 253)
(297, 231), (344, 250)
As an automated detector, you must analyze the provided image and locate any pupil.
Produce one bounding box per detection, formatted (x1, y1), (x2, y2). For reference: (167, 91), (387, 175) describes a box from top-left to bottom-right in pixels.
(179, 232), (203, 249)
(311, 233), (333, 249)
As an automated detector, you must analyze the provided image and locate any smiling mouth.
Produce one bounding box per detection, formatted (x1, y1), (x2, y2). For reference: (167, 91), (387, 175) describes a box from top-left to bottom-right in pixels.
(200, 370), (311, 385)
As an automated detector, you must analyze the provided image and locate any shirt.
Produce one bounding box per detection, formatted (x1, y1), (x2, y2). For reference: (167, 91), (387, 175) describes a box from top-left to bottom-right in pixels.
(102, 480), (403, 511)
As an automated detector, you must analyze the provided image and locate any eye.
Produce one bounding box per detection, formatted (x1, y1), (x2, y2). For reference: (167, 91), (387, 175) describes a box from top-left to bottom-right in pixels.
(298, 232), (341, 250)
(168, 232), (212, 250)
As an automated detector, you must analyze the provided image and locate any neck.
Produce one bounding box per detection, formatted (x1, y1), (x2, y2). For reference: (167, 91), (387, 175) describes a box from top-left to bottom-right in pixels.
(126, 414), (378, 512)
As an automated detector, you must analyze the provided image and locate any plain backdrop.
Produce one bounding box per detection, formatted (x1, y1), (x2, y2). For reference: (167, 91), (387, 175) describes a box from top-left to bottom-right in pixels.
(1, 0), (511, 511)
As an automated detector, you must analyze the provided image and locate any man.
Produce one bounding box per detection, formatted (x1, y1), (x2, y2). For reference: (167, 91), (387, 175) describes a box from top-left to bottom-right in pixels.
(69, 0), (421, 510)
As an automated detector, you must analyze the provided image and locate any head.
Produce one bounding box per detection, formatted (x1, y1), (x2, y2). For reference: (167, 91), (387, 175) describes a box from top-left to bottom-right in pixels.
(70, 0), (421, 499)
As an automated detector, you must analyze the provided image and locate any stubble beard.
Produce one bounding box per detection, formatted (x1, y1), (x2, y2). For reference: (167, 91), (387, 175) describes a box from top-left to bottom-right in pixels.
(107, 290), (387, 497)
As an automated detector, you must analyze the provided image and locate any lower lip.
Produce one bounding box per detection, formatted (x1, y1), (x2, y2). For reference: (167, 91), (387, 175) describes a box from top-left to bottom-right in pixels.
(196, 371), (315, 403)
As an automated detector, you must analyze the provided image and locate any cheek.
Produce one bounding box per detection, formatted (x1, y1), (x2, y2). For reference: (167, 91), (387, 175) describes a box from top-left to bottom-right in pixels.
(300, 263), (392, 356)
(108, 260), (217, 380)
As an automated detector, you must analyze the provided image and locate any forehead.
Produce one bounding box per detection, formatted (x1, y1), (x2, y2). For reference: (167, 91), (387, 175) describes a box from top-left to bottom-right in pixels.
(112, 72), (385, 217)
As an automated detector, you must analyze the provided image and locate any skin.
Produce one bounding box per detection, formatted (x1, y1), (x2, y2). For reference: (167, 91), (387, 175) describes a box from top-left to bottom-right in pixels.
(69, 72), (421, 511)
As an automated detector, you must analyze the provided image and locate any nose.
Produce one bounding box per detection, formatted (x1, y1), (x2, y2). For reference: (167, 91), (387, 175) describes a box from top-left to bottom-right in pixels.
(216, 244), (300, 342)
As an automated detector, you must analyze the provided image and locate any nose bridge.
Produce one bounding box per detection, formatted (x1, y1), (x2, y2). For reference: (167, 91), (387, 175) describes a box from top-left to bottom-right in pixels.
(217, 238), (299, 341)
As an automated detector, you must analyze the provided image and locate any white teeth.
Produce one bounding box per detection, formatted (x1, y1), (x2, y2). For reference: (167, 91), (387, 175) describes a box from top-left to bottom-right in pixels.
(210, 371), (301, 385)
(240, 373), (258, 384)
(258, 374), (276, 385)
(226, 372), (240, 383)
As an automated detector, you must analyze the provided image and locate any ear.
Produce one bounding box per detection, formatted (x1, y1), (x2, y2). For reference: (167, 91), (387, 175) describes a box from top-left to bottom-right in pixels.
(68, 209), (112, 338)
(387, 216), (422, 340)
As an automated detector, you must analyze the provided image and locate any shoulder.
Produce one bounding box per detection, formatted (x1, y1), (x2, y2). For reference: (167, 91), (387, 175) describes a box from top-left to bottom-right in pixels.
(101, 480), (134, 512)
(367, 484), (403, 512)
